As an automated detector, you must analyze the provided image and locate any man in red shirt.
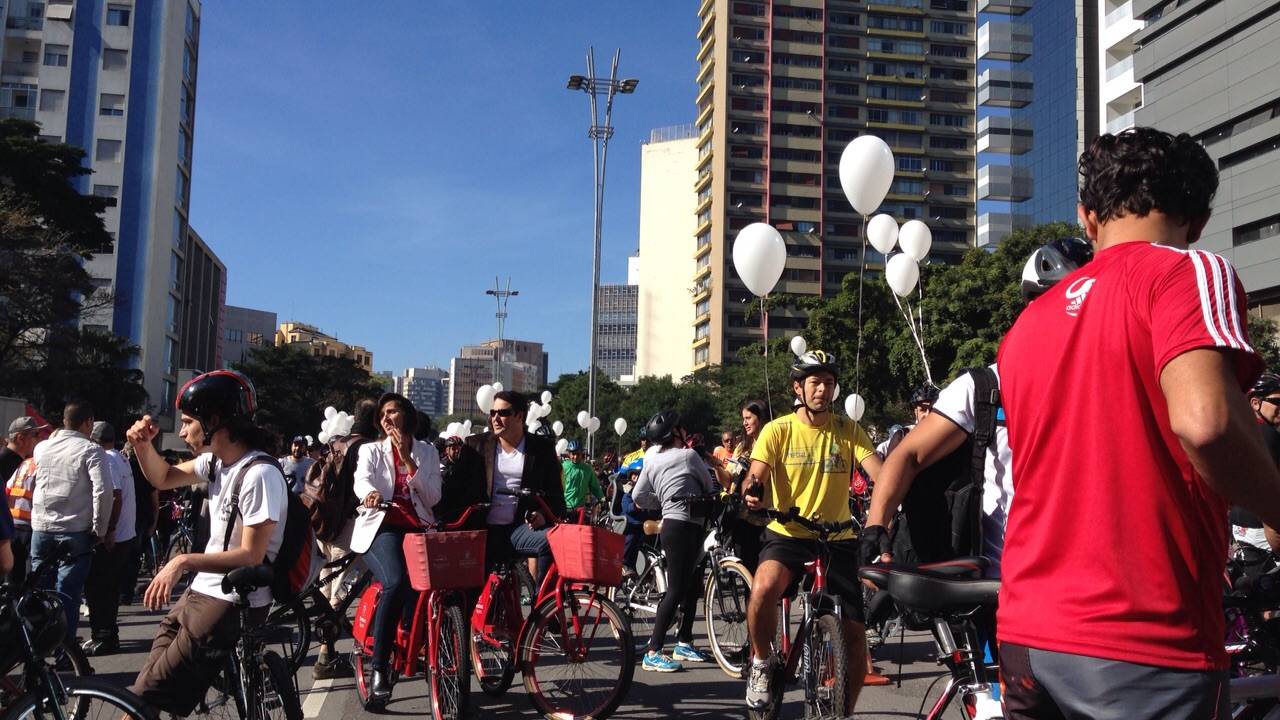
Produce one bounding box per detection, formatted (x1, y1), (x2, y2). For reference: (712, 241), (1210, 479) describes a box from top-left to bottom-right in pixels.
(996, 127), (1280, 718)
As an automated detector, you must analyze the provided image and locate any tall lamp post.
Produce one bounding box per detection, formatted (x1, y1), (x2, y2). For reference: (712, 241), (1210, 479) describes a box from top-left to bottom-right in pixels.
(485, 277), (518, 388)
(567, 47), (637, 457)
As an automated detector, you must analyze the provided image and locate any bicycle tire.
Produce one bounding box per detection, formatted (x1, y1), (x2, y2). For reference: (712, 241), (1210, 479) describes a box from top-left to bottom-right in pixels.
(519, 590), (635, 720)
(705, 559), (753, 679)
(265, 598), (311, 674)
(254, 651), (302, 720)
(2, 636), (94, 714)
(802, 614), (848, 720)
(0, 677), (156, 720)
(610, 561), (662, 656)
(428, 602), (470, 720)
(352, 645), (379, 711)
(471, 586), (517, 697)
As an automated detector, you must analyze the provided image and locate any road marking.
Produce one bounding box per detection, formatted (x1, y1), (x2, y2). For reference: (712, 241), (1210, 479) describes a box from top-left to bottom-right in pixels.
(301, 678), (334, 718)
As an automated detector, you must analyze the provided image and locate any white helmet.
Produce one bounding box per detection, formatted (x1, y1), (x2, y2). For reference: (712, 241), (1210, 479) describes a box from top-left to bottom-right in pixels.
(1021, 237), (1093, 300)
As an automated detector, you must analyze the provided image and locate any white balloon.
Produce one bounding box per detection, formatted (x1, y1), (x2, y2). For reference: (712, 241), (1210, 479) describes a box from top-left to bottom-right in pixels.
(577, 410), (590, 429)
(885, 253), (921, 298)
(492, 382), (504, 392)
(844, 393), (866, 422)
(867, 213), (899, 255)
(899, 220), (932, 262)
(732, 222), (788, 297)
(839, 135), (895, 215)
(555, 439), (569, 455)
(337, 411), (349, 421)
(834, 383), (841, 400)
(447, 422), (461, 436)
(527, 402), (540, 419)
(462, 420), (472, 433)
(324, 406), (337, 420)
(614, 418), (628, 436)
(476, 384), (496, 413)
(588, 417), (601, 434)
(552, 420), (564, 437)
(318, 431), (330, 444)
(790, 335), (807, 357)
(305, 435), (314, 445)
(541, 391), (552, 404)
(528, 418), (542, 432)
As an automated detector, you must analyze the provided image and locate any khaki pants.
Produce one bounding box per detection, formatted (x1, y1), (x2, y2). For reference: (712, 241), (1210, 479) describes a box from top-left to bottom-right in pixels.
(317, 521), (355, 609)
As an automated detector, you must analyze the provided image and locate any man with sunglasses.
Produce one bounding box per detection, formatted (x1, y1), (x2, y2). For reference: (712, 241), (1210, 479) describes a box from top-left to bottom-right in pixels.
(1235, 373), (1280, 551)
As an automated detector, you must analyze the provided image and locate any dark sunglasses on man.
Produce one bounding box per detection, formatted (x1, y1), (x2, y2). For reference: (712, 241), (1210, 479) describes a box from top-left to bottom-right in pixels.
(489, 408), (516, 418)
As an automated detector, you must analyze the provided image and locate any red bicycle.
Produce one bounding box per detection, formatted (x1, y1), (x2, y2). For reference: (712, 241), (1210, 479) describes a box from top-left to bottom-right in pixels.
(471, 488), (635, 719)
(352, 503), (488, 720)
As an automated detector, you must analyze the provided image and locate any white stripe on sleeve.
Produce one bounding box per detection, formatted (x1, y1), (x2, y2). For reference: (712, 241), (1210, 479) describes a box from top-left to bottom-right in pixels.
(1187, 250), (1229, 348)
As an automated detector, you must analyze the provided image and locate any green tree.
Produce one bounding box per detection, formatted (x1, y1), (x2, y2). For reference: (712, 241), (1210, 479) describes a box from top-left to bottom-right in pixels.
(1250, 315), (1280, 371)
(232, 344), (386, 439)
(3, 327), (148, 429)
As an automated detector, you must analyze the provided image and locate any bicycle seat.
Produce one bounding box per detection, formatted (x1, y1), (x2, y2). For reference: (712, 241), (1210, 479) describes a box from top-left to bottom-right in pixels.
(886, 569), (1000, 616)
(221, 564), (274, 595)
(857, 556), (988, 590)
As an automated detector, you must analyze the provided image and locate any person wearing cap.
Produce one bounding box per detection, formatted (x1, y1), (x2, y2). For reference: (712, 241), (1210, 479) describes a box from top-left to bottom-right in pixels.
(3, 415), (50, 584)
(83, 421), (136, 656)
(279, 436), (315, 495)
(2, 416), (46, 484)
(29, 401), (113, 643)
(561, 440), (602, 512)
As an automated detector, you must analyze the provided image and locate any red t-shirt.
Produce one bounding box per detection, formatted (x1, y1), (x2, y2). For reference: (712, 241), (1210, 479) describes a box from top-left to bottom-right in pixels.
(996, 241), (1262, 671)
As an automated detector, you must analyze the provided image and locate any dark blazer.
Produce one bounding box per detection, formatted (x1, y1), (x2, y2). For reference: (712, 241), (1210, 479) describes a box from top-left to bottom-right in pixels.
(436, 432), (566, 528)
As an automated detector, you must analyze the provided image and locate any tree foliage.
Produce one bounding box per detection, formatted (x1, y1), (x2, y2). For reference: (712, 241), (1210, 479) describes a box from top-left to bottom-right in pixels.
(232, 344), (386, 439)
(1250, 315), (1280, 372)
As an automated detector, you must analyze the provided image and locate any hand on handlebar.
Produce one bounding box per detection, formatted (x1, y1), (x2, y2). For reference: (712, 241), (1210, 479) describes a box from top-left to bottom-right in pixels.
(526, 510), (548, 530)
(741, 474), (765, 511)
(363, 491), (383, 509)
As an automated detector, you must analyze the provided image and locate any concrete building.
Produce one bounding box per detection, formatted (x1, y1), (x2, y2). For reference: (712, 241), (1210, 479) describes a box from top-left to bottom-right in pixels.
(274, 321), (373, 371)
(976, 0), (1099, 246)
(447, 339), (547, 417)
(635, 127), (699, 381)
(222, 305), (276, 368)
(394, 367), (448, 418)
(595, 283), (638, 383)
(1133, 0), (1280, 317)
(1, 0), (203, 413)
(693, 0), (977, 368)
(373, 370), (395, 393)
(1097, 0), (1143, 134)
(177, 226), (224, 372)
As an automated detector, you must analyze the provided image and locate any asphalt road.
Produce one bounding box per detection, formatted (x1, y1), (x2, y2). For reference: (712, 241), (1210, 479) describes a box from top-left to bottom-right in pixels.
(79, 592), (960, 720)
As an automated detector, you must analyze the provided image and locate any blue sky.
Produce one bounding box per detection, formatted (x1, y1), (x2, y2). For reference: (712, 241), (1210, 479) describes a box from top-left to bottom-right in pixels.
(190, 2), (699, 378)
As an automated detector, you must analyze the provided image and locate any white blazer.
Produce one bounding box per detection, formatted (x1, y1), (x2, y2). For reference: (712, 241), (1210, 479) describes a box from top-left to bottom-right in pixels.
(350, 438), (443, 554)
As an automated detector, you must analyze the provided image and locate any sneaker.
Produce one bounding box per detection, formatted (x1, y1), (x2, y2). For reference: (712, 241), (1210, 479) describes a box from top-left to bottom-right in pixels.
(313, 655), (354, 680)
(746, 656), (776, 709)
(641, 651), (683, 673)
(673, 642), (713, 663)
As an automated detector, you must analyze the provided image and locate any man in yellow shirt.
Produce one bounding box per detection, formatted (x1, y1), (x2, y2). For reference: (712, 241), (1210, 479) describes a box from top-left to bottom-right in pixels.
(620, 428), (649, 467)
(741, 350), (882, 715)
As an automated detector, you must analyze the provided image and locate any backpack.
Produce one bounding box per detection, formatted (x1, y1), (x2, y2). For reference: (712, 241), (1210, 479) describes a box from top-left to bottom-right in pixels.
(893, 367), (1001, 565)
(301, 436), (367, 542)
(217, 454), (320, 603)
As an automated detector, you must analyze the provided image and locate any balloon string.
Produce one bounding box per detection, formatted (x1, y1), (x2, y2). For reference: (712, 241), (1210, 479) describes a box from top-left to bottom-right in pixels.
(762, 296), (773, 419)
(890, 290), (933, 386)
(854, 214), (868, 399)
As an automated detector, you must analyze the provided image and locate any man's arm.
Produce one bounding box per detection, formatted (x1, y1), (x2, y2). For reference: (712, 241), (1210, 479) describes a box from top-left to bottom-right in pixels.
(143, 519), (276, 610)
(86, 446), (112, 539)
(858, 452), (883, 485)
(126, 416), (204, 491)
(865, 412), (969, 528)
(1162, 348), (1280, 527)
(741, 459), (773, 510)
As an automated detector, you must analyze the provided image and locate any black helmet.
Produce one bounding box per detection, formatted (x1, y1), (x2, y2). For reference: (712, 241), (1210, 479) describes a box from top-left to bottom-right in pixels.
(645, 409), (680, 445)
(790, 350), (839, 383)
(909, 384), (940, 407)
(176, 370), (257, 442)
(1250, 372), (1280, 398)
(1021, 237), (1093, 300)
(638, 426), (649, 441)
(0, 589), (68, 662)
(533, 422), (554, 438)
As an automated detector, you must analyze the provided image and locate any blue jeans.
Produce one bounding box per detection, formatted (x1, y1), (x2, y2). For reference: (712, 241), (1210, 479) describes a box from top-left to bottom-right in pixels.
(487, 522), (553, 583)
(30, 530), (95, 642)
(362, 528), (412, 671)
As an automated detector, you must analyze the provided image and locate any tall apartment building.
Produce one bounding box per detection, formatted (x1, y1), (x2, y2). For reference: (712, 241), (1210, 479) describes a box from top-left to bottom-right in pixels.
(275, 322), (374, 371)
(177, 226), (224, 372)
(694, 0), (977, 368)
(635, 126), (699, 381)
(1097, 0), (1142, 135)
(595, 283), (638, 382)
(975, 0), (1099, 246)
(222, 305), (277, 367)
(1, 0), (202, 414)
(1132, 0), (1280, 316)
(394, 367), (448, 418)
(446, 339), (548, 416)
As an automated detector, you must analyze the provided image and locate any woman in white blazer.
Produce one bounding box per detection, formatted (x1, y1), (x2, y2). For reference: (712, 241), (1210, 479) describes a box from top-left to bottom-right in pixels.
(349, 393), (442, 704)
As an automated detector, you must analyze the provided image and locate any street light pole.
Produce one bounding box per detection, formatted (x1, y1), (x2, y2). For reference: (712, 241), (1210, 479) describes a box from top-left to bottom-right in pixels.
(567, 47), (637, 457)
(485, 277), (518, 388)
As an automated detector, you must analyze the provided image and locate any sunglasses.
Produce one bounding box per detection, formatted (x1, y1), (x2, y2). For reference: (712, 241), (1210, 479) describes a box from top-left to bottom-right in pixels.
(1263, 397), (1280, 407)
(489, 408), (516, 418)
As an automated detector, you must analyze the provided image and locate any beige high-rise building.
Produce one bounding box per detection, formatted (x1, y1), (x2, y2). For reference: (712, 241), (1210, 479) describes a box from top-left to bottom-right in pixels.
(693, 0), (977, 368)
(635, 126), (699, 381)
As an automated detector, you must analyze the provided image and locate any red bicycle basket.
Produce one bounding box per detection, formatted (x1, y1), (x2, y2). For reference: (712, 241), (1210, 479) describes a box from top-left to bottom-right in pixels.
(547, 524), (625, 586)
(402, 530), (487, 592)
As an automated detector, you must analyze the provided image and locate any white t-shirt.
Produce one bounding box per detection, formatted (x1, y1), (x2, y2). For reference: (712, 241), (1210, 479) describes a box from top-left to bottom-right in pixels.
(105, 449), (136, 543)
(487, 439), (525, 526)
(189, 451), (288, 607)
(931, 365), (1013, 577)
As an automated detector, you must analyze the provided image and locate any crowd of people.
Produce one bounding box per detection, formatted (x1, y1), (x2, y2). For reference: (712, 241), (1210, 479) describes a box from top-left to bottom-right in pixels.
(2, 126), (1280, 720)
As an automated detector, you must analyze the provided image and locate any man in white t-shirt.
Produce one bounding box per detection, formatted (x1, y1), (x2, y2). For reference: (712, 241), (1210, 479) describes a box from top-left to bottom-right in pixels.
(124, 370), (288, 717)
(83, 421), (138, 656)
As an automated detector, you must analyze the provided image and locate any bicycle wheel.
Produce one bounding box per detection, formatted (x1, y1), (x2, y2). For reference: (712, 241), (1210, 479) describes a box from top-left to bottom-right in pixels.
(265, 598), (311, 673)
(802, 614), (848, 720)
(352, 645), (378, 710)
(471, 587), (517, 697)
(253, 651), (302, 720)
(610, 561), (662, 656)
(428, 602), (470, 720)
(2, 637), (93, 712)
(196, 661), (246, 720)
(0, 677), (156, 720)
(705, 559), (753, 678)
(519, 590), (635, 720)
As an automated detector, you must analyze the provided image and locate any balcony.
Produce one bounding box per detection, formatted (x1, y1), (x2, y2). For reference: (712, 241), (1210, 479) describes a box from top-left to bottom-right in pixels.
(977, 115), (1033, 154)
(978, 21), (1032, 62)
(978, 67), (1033, 108)
(977, 211), (1033, 246)
(978, 0), (1032, 14)
(5, 16), (43, 31)
(1105, 54), (1134, 82)
(977, 164), (1033, 202)
(1107, 109), (1136, 134)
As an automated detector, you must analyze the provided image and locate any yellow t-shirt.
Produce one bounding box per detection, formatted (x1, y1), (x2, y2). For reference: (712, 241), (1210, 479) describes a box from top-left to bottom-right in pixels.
(751, 413), (875, 540)
(621, 448), (645, 467)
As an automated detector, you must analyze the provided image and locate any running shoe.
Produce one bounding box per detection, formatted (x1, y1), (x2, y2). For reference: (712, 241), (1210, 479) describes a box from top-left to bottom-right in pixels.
(642, 651), (683, 673)
(746, 656), (777, 709)
(673, 642), (714, 663)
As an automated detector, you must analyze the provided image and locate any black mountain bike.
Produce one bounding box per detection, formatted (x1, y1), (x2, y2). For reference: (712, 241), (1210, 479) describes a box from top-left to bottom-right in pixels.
(265, 551), (371, 673)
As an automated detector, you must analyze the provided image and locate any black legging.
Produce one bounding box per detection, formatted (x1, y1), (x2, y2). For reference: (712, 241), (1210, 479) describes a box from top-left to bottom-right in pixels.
(648, 518), (707, 652)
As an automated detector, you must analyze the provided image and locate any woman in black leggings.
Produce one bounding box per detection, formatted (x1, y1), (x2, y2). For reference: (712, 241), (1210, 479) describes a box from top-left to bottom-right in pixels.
(631, 410), (719, 672)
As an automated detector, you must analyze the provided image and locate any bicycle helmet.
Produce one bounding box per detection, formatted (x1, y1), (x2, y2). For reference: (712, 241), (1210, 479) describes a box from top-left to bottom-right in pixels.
(533, 422), (555, 439)
(645, 409), (680, 445)
(176, 370), (257, 445)
(909, 384), (940, 408)
(0, 589), (68, 660)
(790, 350), (839, 382)
(1250, 372), (1280, 398)
(1021, 237), (1093, 300)
(565, 439), (582, 452)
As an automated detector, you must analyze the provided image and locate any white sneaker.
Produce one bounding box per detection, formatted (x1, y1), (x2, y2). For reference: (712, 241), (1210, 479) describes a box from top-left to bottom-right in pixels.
(745, 656), (776, 709)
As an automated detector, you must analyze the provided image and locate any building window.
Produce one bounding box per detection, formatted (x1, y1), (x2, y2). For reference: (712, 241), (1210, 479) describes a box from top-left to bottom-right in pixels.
(95, 138), (122, 162)
(43, 44), (69, 67)
(929, 43), (968, 58)
(99, 93), (125, 117)
(169, 250), (182, 292)
(930, 66), (969, 81)
(180, 85), (192, 122)
(92, 185), (119, 207)
(930, 20), (969, 34)
(731, 96), (765, 111)
(773, 28), (822, 44)
(897, 156), (923, 171)
(868, 84), (921, 101)
(183, 47), (195, 83)
(867, 38), (923, 55)
(39, 88), (64, 112)
(868, 15), (923, 31)
(891, 179), (924, 194)
(1233, 214), (1280, 247)
(774, 53), (822, 68)
(102, 48), (128, 71)
(106, 4), (131, 26)
(930, 112), (967, 127)
(179, 126), (191, 163)
(773, 5), (822, 20)
(930, 135), (967, 149)
(732, 73), (765, 88)
(172, 210), (184, 247)
(733, 2), (766, 17)
(732, 25), (767, 41)
(930, 88), (968, 104)
(226, 328), (244, 342)
(772, 76), (821, 91)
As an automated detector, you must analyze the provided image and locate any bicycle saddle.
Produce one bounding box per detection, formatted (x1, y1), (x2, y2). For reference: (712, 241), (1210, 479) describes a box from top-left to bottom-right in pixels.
(221, 564), (274, 595)
(857, 556), (989, 590)
(886, 569), (1000, 616)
